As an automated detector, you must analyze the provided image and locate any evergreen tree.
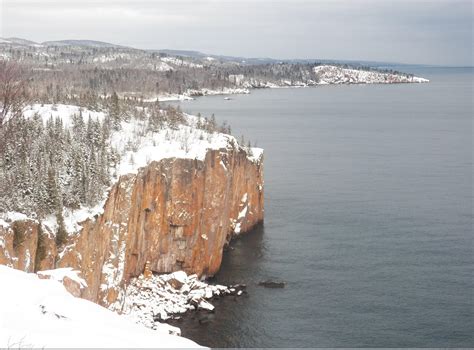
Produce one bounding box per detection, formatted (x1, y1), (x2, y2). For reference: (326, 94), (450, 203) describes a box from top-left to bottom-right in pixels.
(109, 91), (121, 130)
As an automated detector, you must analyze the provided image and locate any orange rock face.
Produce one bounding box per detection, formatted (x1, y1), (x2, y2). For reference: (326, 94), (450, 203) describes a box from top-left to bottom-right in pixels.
(0, 220), (56, 272)
(1, 147), (264, 307)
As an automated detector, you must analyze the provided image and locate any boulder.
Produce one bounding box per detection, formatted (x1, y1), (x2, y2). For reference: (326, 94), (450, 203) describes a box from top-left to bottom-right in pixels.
(167, 271), (187, 290)
(37, 268), (88, 297)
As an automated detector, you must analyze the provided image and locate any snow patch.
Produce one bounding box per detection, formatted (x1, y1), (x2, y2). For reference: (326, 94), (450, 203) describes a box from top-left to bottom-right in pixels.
(234, 222), (241, 234)
(148, 87), (251, 102)
(111, 115), (240, 177)
(42, 201), (106, 235)
(23, 104), (106, 127)
(247, 147), (264, 163)
(37, 268), (88, 289)
(1, 212), (29, 223)
(161, 57), (203, 69)
(238, 205), (248, 220)
(153, 93), (194, 102)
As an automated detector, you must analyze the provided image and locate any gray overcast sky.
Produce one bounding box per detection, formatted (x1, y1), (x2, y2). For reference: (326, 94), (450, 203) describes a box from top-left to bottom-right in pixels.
(0, 0), (472, 66)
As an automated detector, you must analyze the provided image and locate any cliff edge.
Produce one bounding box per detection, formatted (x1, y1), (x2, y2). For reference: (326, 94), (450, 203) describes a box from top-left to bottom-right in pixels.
(0, 106), (264, 308)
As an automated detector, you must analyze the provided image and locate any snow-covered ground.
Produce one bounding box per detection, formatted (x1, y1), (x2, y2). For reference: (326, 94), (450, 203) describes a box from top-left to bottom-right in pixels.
(21, 103), (262, 178)
(111, 114), (256, 176)
(161, 56), (203, 69)
(49, 202), (107, 235)
(22, 104), (106, 126)
(0, 265), (201, 348)
(92, 53), (131, 63)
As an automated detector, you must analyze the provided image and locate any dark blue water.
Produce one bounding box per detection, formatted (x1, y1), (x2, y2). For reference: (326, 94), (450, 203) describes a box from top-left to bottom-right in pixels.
(169, 68), (473, 347)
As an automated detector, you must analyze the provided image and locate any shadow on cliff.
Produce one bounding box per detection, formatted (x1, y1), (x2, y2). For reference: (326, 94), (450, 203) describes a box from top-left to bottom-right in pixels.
(210, 223), (266, 285)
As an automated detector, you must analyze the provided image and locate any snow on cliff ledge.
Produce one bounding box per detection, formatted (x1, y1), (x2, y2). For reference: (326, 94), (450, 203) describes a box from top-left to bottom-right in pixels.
(0, 265), (201, 348)
(22, 104), (263, 178)
(111, 113), (263, 177)
(313, 65), (429, 84)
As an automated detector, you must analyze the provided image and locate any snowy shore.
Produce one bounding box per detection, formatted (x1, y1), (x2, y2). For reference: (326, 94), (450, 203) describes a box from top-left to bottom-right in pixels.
(116, 271), (246, 331)
(153, 65), (429, 102)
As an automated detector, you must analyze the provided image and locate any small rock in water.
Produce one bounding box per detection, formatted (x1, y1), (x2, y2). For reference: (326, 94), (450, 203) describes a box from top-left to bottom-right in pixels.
(258, 280), (286, 288)
(198, 316), (211, 324)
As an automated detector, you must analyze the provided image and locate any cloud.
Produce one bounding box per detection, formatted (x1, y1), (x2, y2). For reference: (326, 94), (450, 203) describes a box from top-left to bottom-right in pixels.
(1, 0), (472, 65)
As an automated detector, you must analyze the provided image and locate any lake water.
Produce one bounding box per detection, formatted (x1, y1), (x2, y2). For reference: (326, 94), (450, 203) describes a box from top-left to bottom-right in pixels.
(168, 68), (473, 347)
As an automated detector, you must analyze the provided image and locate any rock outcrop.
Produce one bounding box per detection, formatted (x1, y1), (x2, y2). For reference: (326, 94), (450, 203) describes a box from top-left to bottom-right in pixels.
(0, 146), (264, 308)
(121, 270), (247, 329)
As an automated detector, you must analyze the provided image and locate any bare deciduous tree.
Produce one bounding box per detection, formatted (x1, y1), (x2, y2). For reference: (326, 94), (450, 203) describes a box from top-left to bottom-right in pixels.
(0, 60), (29, 125)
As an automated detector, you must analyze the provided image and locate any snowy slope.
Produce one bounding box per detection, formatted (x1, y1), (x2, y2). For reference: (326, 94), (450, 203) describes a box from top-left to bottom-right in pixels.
(22, 104), (262, 178)
(0, 265), (201, 348)
(23, 104), (106, 126)
(112, 116), (236, 176)
(313, 65), (429, 84)
(162, 56), (203, 68)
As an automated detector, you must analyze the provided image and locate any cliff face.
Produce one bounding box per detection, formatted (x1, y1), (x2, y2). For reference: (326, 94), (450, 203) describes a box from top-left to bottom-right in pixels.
(0, 146), (263, 307)
(0, 220), (56, 273)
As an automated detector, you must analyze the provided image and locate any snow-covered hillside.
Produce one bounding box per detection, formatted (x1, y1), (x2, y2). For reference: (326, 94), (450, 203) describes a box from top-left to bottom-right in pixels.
(162, 56), (204, 69)
(22, 103), (262, 178)
(225, 65), (428, 89)
(0, 265), (201, 348)
(313, 65), (429, 84)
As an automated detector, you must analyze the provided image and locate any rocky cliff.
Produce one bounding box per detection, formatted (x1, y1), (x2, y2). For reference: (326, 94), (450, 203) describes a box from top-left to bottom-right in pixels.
(0, 146), (263, 307)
